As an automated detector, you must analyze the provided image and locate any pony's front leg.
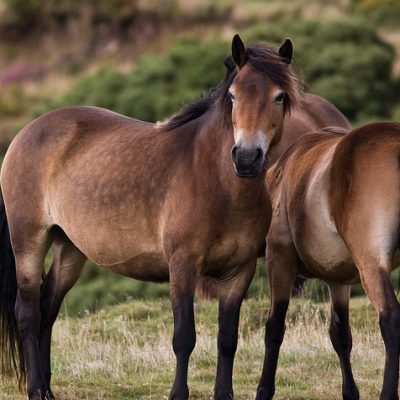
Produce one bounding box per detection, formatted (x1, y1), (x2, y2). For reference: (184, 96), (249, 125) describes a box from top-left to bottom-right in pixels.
(168, 255), (200, 400)
(214, 260), (256, 399)
(256, 247), (297, 400)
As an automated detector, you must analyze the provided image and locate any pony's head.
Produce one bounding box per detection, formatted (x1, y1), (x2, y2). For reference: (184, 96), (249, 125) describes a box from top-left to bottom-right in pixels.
(228, 34), (299, 178)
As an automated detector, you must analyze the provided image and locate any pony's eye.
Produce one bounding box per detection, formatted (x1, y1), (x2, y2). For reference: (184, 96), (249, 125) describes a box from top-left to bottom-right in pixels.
(274, 92), (286, 104)
(228, 91), (236, 103)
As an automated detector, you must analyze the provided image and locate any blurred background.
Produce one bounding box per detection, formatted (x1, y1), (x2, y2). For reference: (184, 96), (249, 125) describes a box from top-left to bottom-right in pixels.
(0, 0), (399, 314)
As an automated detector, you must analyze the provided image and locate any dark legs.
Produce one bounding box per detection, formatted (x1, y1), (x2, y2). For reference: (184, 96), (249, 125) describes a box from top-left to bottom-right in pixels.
(14, 237), (50, 400)
(379, 304), (400, 400)
(291, 276), (306, 297)
(168, 256), (256, 400)
(365, 271), (400, 400)
(15, 275), (47, 400)
(328, 284), (359, 400)
(169, 257), (199, 400)
(14, 233), (85, 400)
(38, 238), (86, 398)
(354, 255), (400, 400)
(256, 251), (296, 400)
(214, 262), (256, 399)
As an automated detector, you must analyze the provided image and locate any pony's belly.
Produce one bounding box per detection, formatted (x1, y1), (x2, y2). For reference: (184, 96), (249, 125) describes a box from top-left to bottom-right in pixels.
(299, 230), (359, 284)
(57, 217), (166, 271)
(295, 147), (359, 284)
(73, 232), (170, 281)
(102, 253), (170, 282)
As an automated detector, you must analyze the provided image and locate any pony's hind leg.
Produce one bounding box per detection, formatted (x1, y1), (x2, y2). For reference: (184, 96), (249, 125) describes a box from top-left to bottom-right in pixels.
(12, 237), (51, 399)
(328, 284), (359, 400)
(351, 252), (400, 400)
(256, 245), (297, 400)
(39, 230), (86, 399)
(340, 194), (400, 399)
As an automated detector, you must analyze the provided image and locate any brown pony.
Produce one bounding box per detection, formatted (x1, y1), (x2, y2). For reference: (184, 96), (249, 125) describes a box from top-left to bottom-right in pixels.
(196, 93), (351, 299)
(0, 35), (299, 400)
(256, 123), (400, 400)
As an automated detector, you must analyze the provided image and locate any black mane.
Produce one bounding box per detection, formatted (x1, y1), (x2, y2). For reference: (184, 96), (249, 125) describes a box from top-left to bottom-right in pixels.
(161, 43), (300, 131)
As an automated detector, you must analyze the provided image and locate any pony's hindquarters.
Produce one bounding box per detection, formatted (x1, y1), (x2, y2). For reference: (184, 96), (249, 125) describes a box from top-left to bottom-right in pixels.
(332, 125), (400, 400)
(0, 115), (81, 398)
(332, 130), (400, 277)
(0, 190), (85, 398)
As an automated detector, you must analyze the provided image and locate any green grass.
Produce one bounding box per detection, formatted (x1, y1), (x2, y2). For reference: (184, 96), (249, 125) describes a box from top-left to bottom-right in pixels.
(0, 296), (386, 399)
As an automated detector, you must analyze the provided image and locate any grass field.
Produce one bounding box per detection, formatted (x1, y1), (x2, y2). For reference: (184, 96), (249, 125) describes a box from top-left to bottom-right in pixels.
(0, 295), (387, 399)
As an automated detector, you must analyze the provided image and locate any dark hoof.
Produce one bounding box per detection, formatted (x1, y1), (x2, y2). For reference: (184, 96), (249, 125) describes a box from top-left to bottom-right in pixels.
(169, 386), (189, 400)
(379, 394), (399, 400)
(214, 391), (234, 399)
(46, 389), (56, 400)
(255, 386), (274, 400)
(29, 390), (54, 400)
(343, 386), (360, 400)
(215, 395), (234, 399)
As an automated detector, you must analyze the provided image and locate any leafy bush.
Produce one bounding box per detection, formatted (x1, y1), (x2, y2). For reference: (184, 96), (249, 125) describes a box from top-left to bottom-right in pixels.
(352, 0), (400, 27)
(1, 0), (138, 29)
(38, 18), (398, 125)
(37, 37), (228, 122)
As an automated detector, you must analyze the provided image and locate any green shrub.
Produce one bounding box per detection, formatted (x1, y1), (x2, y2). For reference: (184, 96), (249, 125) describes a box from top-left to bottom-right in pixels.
(36, 37), (228, 122)
(62, 68), (127, 111)
(1, 0), (138, 29)
(38, 18), (397, 125)
(352, 0), (400, 27)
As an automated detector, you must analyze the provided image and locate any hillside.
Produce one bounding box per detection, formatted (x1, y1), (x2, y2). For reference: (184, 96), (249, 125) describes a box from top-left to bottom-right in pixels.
(0, 0), (399, 146)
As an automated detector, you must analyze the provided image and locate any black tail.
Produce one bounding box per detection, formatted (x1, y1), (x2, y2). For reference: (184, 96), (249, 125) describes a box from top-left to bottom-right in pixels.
(0, 199), (25, 385)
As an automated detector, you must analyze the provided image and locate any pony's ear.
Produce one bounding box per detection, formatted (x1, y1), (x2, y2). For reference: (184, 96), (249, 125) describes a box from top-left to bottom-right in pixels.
(278, 39), (293, 65)
(231, 34), (247, 68)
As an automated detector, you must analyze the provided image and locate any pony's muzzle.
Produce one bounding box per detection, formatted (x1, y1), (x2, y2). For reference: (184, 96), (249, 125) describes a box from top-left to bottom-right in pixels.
(231, 145), (265, 178)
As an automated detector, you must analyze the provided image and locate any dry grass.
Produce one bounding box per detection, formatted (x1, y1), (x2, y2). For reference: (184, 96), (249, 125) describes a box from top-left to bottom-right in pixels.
(0, 296), (387, 399)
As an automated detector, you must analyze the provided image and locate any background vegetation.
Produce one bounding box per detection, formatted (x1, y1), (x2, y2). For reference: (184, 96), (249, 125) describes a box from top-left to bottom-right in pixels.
(0, 0), (400, 313)
(1, 1), (400, 398)
(35, 18), (399, 125)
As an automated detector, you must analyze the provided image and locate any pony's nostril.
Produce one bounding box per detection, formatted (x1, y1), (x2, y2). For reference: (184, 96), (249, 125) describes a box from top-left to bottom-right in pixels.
(231, 145), (238, 163)
(254, 148), (263, 164)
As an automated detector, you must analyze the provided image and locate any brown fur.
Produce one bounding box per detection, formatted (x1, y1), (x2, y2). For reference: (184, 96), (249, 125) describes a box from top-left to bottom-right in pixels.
(267, 93), (350, 166)
(196, 93), (351, 300)
(0, 37), (296, 400)
(257, 122), (400, 400)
